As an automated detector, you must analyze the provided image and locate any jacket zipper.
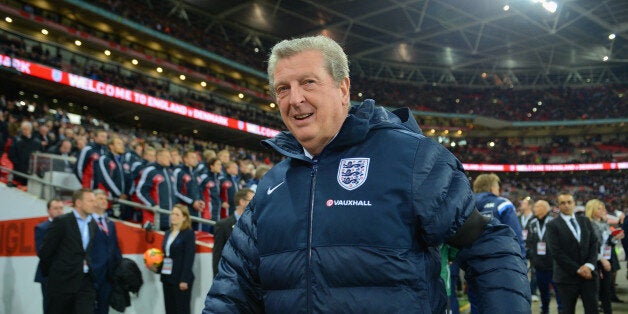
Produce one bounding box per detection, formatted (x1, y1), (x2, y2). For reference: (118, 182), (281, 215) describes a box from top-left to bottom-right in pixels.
(306, 158), (318, 313)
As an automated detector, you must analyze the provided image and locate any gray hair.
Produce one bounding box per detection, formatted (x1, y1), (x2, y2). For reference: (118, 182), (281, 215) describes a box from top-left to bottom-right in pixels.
(267, 35), (349, 98)
(20, 120), (33, 129)
(93, 189), (107, 197)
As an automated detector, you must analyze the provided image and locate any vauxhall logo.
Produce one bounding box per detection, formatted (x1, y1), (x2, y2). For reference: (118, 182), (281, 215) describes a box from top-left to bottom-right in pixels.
(326, 199), (373, 207)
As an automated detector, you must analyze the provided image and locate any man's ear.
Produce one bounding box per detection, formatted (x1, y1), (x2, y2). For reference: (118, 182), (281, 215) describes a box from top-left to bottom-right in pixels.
(340, 77), (350, 107)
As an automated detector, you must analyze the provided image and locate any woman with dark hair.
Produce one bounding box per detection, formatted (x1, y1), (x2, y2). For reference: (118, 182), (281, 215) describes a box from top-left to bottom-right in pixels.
(161, 204), (196, 314)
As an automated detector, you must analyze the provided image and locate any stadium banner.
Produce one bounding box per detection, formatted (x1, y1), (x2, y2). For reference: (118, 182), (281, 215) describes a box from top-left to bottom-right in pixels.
(462, 162), (628, 172)
(0, 54), (280, 138)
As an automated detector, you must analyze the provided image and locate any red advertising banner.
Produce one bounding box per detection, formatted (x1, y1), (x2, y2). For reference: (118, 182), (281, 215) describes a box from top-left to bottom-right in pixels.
(0, 54), (280, 138)
(0, 217), (211, 257)
(3, 54), (625, 173)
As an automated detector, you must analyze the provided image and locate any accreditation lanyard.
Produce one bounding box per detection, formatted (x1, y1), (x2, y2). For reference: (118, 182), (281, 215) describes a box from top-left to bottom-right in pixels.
(536, 220), (547, 240)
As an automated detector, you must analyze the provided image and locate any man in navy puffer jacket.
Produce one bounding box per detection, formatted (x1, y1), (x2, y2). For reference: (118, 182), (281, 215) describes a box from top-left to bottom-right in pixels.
(204, 35), (531, 313)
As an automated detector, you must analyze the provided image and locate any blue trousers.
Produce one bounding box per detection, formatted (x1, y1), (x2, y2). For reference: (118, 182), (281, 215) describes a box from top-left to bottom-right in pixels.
(536, 269), (561, 314)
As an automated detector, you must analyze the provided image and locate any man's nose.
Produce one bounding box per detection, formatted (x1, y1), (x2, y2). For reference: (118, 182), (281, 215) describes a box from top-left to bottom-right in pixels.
(288, 85), (305, 105)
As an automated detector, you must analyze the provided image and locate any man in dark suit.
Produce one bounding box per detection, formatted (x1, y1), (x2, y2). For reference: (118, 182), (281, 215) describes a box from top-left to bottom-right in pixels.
(91, 189), (122, 314)
(38, 189), (98, 314)
(546, 192), (599, 314)
(34, 199), (65, 313)
(212, 188), (253, 278)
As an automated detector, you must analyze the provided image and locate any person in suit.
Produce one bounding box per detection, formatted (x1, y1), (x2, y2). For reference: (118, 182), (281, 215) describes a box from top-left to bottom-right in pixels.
(38, 188), (98, 314)
(34, 199), (65, 313)
(546, 191), (599, 314)
(91, 189), (122, 314)
(161, 204), (196, 314)
(212, 188), (254, 278)
(519, 195), (539, 302)
(526, 200), (562, 314)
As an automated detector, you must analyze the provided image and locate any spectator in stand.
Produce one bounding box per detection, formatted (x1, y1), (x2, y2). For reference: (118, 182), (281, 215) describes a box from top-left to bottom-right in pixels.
(73, 134), (88, 157)
(34, 121), (54, 151)
(526, 200), (562, 314)
(173, 150), (205, 230)
(6, 114), (20, 139)
(212, 188), (253, 278)
(8, 121), (42, 185)
(547, 192), (599, 314)
(470, 173), (527, 314)
(217, 149), (230, 176)
(91, 189), (122, 314)
(0, 111), (8, 152)
(48, 139), (73, 172)
(199, 157), (223, 231)
(95, 136), (126, 201)
(220, 161), (240, 218)
(245, 164), (270, 192)
(34, 198), (65, 314)
(170, 148), (182, 169)
(48, 138), (72, 155)
(75, 129), (108, 189)
(136, 148), (175, 230)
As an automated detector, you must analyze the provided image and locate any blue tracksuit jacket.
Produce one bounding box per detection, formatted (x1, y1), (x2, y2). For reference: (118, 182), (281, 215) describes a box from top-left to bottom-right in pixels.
(475, 192), (526, 257)
(204, 100), (530, 313)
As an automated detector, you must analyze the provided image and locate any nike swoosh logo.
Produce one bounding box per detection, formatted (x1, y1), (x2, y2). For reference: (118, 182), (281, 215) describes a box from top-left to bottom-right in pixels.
(267, 181), (284, 195)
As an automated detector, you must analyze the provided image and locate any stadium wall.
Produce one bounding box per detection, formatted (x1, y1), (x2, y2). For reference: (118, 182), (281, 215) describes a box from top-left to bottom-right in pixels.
(0, 184), (214, 314)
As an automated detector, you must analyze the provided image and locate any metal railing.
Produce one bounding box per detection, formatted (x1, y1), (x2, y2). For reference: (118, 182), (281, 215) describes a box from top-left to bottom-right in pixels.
(1, 161), (216, 229)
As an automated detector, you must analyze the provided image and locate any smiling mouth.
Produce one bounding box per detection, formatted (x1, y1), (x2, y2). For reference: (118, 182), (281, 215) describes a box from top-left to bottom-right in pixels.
(294, 113), (313, 120)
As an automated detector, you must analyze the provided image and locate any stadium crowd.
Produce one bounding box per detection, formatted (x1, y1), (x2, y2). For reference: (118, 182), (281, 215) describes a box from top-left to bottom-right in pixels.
(7, 0), (628, 123)
(449, 136), (627, 164)
(0, 30), (286, 130)
(1, 2), (627, 312)
(2, 91), (626, 225)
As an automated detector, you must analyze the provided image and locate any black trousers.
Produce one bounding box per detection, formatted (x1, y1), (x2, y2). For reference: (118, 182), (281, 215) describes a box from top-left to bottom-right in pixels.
(47, 274), (95, 314)
(40, 281), (48, 314)
(163, 281), (191, 314)
(556, 278), (599, 314)
(599, 267), (613, 314)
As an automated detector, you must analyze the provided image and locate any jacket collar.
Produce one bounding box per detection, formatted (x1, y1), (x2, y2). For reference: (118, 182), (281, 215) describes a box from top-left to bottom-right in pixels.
(262, 99), (422, 161)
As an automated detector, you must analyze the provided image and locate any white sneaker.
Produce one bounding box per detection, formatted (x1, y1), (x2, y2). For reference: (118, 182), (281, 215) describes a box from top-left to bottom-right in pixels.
(531, 295), (540, 302)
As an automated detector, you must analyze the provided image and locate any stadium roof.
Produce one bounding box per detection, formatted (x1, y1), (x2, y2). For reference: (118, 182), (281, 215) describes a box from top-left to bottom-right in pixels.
(171, 0), (627, 88)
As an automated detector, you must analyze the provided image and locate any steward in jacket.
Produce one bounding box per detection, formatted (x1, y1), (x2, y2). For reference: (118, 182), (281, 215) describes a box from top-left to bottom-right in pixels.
(121, 143), (143, 194)
(204, 36), (531, 314)
(198, 158), (223, 224)
(94, 137), (126, 199)
(75, 130), (108, 189)
(173, 150), (205, 227)
(135, 148), (174, 230)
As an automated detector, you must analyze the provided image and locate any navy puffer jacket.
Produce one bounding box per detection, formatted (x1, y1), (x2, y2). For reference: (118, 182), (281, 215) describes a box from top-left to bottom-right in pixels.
(204, 100), (530, 313)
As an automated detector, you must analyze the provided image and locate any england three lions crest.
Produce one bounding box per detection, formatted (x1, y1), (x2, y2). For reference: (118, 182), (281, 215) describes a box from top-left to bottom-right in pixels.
(337, 158), (370, 191)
